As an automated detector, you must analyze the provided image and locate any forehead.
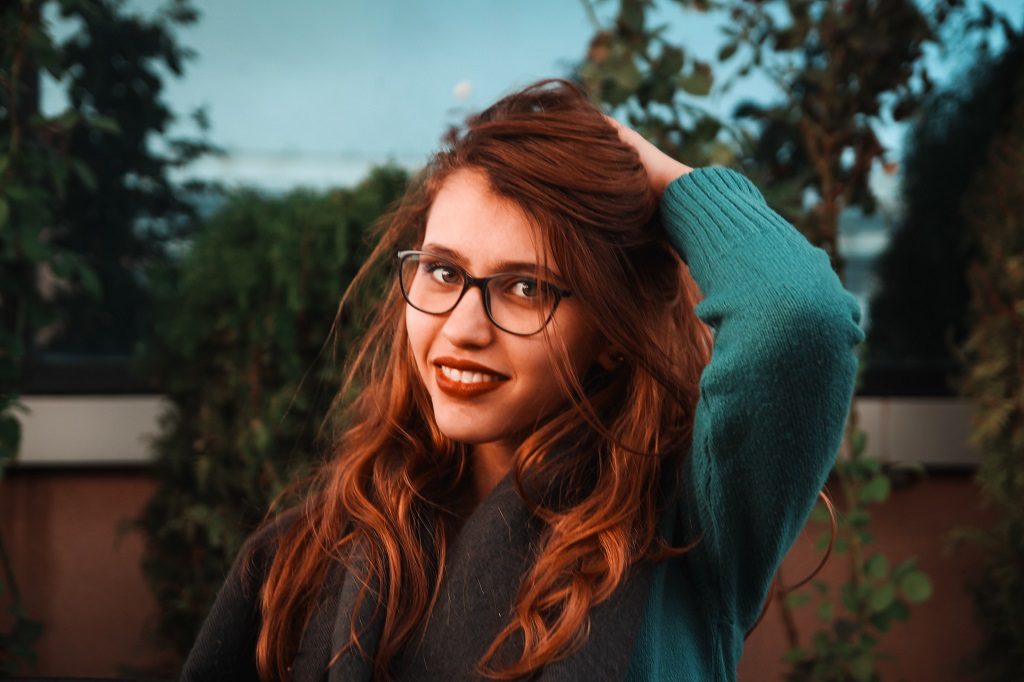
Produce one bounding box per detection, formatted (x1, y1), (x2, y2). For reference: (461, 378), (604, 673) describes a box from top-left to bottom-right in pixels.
(424, 170), (549, 272)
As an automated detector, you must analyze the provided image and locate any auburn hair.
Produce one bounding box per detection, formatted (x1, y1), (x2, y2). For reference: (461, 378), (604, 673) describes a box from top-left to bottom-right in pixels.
(252, 79), (714, 681)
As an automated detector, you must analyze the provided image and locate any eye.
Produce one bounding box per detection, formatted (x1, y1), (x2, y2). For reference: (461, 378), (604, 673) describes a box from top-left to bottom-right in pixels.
(424, 261), (461, 285)
(509, 278), (538, 299)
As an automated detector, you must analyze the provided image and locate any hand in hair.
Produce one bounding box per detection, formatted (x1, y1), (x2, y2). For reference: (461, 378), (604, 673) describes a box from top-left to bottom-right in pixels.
(604, 115), (693, 198)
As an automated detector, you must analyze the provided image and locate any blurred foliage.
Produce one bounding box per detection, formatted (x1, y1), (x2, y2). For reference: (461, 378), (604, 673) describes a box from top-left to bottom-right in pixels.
(40, 0), (215, 357)
(1, 1), (93, 673)
(949, 38), (1024, 682)
(136, 166), (409, 657)
(577, 1), (1010, 679)
(577, 0), (740, 174)
(578, 0), (988, 273)
(867, 29), (1024, 383)
(710, 0), (968, 274)
(2, 0), (207, 672)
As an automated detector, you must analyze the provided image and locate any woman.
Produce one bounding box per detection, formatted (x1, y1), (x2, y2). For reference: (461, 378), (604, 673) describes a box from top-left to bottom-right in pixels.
(182, 79), (864, 681)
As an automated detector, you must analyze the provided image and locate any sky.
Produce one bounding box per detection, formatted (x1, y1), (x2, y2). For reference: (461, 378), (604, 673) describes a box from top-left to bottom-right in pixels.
(159, 0), (616, 186)
(43, 0), (1022, 191)
(35, 0), (1023, 332)
(44, 0), (757, 189)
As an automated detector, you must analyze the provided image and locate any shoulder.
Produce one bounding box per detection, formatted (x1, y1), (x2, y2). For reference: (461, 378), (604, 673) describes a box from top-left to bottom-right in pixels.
(233, 506), (304, 592)
(180, 506), (304, 680)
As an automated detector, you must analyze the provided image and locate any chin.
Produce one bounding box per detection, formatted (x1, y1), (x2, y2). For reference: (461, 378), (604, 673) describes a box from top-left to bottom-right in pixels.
(432, 416), (505, 445)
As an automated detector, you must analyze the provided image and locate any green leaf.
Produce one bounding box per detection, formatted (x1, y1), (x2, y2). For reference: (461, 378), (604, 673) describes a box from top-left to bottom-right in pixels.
(850, 429), (868, 457)
(0, 197), (8, 228)
(19, 230), (49, 263)
(618, 0), (645, 32)
(718, 41), (739, 62)
(87, 115), (121, 134)
(812, 630), (831, 655)
(845, 509), (871, 527)
(3, 184), (30, 201)
(817, 599), (834, 623)
(659, 45), (684, 76)
(890, 558), (918, 582)
(78, 267), (103, 299)
(849, 653), (875, 682)
(782, 646), (808, 663)
(840, 583), (858, 612)
(678, 62), (713, 95)
(888, 600), (910, 621)
(865, 553), (889, 578)
(0, 413), (23, 463)
(870, 611), (893, 633)
(71, 160), (97, 192)
(899, 571), (933, 603)
(859, 475), (891, 503)
(868, 584), (896, 613)
(784, 591), (811, 608)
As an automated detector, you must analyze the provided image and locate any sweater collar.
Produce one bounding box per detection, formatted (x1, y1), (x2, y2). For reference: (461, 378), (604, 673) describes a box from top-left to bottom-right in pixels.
(292, 469), (654, 681)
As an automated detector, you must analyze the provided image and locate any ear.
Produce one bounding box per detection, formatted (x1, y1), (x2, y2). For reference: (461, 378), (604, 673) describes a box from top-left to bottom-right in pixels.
(596, 343), (626, 372)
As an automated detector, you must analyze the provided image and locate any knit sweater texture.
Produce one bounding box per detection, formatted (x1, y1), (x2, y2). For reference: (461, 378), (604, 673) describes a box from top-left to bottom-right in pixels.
(624, 167), (864, 680)
(182, 167), (864, 680)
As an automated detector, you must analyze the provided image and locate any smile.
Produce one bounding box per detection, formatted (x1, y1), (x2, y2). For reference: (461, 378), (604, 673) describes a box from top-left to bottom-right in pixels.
(439, 365), (503, 384)
(434, 365), (508, 398)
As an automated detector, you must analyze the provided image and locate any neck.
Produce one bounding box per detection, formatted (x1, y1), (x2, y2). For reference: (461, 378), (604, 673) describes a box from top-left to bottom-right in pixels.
(470, 441), (515, 503)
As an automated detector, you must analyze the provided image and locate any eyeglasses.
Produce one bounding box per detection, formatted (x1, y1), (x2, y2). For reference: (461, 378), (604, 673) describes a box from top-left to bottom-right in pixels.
(396, 250), (574, 336)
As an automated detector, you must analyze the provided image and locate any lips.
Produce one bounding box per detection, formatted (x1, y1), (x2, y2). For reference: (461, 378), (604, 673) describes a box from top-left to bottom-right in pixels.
(432, 356), (509, 399)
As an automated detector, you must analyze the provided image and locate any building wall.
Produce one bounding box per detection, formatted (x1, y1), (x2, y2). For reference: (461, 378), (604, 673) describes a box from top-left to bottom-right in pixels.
(0, 469), (175, 678)
(0, 469), (994, 679)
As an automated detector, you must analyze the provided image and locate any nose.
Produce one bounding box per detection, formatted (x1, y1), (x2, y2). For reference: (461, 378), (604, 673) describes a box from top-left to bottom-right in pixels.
(441, 284), (495, 347)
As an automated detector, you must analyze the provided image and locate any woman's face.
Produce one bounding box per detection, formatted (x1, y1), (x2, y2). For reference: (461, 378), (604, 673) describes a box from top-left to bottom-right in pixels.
(405, 169), (606, 452)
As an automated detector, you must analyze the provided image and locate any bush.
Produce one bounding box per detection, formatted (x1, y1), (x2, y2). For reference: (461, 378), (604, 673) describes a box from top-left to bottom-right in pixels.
(136, 166), (409, 656)
(954, 40), (1024, 682)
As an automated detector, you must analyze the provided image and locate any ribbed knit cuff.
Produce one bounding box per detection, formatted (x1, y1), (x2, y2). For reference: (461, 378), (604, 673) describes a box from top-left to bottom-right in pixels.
(660, 167), (815, 290)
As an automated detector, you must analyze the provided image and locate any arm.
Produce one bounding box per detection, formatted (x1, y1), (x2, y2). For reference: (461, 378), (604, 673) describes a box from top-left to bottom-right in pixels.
(610, 119), (863, 632)
(661, 168), (863, 633)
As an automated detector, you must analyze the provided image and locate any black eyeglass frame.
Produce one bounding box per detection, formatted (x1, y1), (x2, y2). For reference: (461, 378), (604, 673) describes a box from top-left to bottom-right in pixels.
(396, 250), (574, 336)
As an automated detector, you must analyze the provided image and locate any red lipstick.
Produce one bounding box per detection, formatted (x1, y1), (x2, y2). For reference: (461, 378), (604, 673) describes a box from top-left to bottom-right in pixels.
(432, 356), (509, 399)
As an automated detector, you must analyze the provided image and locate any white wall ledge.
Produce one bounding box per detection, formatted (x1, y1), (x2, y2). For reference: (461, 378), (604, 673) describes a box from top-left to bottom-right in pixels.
(10, 395), (978, 467)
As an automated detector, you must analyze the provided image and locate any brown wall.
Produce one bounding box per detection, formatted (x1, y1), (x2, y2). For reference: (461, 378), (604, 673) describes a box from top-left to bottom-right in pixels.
(0, 469), (993, 679)
(0, 469), (176, 678)
(739, 472), (992, 681)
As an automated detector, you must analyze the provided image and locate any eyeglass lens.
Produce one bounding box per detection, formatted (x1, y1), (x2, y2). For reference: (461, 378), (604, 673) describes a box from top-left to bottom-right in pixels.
(399, 253), (558, 335)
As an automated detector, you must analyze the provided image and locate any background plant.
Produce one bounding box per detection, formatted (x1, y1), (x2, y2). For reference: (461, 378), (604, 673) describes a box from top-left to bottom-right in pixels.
(42, 0), (214, 357)
(951, 36), (1024, 682)
(2, 0), (208, 672)
(868, 15), (1023, 389)
(136, 166), (409, 657)
(779, 402), (933, 681)
(1, 1), (96, 672)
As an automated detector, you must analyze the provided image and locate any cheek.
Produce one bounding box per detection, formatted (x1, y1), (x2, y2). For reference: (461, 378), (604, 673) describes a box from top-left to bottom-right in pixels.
(404, 308), (432, 377)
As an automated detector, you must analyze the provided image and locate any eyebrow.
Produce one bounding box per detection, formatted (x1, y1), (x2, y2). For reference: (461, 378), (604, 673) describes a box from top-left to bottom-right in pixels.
(420, 243), (562, 281)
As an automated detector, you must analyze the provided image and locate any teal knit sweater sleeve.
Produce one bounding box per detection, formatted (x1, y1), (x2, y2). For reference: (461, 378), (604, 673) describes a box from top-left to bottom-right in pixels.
(659, 168), (864, 640)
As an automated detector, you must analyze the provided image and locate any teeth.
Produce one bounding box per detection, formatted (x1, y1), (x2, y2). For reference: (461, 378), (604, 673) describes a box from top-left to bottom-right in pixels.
(440, 365), (501, 384)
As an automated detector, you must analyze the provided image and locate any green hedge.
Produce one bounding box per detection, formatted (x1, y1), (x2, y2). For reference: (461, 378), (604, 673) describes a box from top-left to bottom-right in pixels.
(955, 45), (1024, 681)
(137, 166), (409, 656)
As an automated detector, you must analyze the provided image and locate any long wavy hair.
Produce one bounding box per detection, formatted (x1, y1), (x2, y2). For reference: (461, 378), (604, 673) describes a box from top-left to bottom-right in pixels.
(253, 79), (714, 681)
